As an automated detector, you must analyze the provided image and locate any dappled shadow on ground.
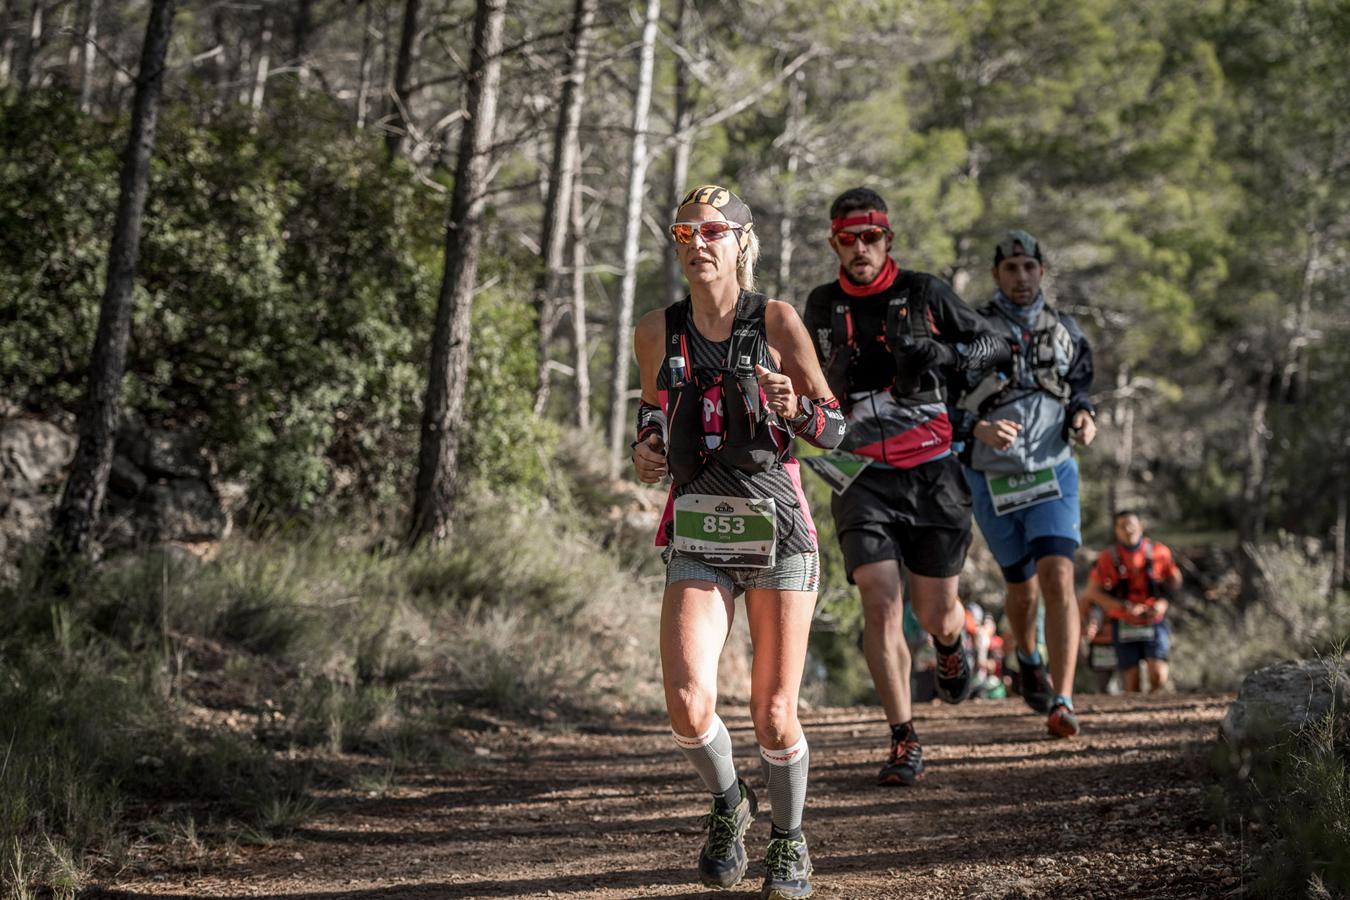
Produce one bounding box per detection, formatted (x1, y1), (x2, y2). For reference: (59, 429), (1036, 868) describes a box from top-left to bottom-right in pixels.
(98, 693), (1239, 899)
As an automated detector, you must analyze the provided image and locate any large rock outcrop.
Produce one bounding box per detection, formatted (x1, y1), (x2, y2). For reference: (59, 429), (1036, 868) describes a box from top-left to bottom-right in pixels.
(0, 418), (78, 567)
(1221, 658), (1350, 746)
(0, 416), (234, 574)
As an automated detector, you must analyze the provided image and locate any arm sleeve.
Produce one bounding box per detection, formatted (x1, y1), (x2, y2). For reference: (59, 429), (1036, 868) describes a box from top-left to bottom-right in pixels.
(792, 396), (847, 449)
(928, 278), (1012, 374)
(634, 400), (666, 446)
(1060, 313), (1096, 419)
(929, 278), (999, 343)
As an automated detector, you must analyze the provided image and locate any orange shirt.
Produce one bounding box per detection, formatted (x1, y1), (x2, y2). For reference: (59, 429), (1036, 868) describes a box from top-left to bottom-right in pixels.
(1089, 540), (1179, 624)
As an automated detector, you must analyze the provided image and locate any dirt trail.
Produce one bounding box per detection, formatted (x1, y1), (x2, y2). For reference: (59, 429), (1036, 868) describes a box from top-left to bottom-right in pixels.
(97, 693), (1244, 900)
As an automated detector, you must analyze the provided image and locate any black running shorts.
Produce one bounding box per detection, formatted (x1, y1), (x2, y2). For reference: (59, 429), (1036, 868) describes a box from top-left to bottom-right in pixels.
(831, 454), (973, 581)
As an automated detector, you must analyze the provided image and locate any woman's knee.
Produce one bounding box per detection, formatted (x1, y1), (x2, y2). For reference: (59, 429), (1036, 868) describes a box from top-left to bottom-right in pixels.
(750, 690), (799, 744)
(666, 682), (717, 736)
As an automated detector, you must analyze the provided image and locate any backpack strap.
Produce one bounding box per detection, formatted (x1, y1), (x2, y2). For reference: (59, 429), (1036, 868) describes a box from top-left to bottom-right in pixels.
(1143, 539), (1160, 600)
(727, 291), (768, 425)
(1110, 544), (1129, 599)
(886, 273), (943, 403)
(664, 298), (691, 381)
(826, 298), (855, 405)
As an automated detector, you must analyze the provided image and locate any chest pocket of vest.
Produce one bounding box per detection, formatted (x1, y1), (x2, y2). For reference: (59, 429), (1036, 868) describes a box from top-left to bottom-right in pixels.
(825, 302), (855, 407)
(664, 295), (784, 487)
(884, 287), (942, 405)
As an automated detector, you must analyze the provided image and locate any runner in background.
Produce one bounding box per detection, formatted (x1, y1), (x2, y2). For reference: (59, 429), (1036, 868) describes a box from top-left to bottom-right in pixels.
(632, 184), (844, 899)
(802, 188), (1010, 786)
(1080, 588), (1118, 693)
(1080, 510), (1183, 693)
(953, 230), (1097, 738)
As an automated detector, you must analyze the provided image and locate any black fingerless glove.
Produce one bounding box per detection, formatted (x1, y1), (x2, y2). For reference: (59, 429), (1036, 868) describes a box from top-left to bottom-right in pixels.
(896, 336), (959, 370)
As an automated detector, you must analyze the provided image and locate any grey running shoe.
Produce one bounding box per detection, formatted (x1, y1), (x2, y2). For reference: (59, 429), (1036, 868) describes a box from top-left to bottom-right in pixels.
(761, 835), (813, 899)
(698, 779), (757, 888)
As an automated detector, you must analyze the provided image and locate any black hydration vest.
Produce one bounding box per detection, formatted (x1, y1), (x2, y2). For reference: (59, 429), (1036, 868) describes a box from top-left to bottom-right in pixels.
(1110, 540), (1160, 601)
(824, 272), (944, 411)
(664, 292), (785, 487)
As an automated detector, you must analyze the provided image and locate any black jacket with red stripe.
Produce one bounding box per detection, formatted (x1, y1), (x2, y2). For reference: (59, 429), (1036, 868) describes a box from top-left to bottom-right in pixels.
(803, 271), (1000, 469)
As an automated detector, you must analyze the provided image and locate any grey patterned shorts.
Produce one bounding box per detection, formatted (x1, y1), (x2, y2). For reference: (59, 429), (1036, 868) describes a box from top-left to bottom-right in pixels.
(665, 551), (820, 595)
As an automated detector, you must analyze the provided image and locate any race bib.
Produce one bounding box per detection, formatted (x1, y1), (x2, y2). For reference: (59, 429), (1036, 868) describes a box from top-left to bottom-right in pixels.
(1089, 644), (1119, 672)
(986, 467), (1062, 516)
(1116, 622), (1156, 643)
(801, 451), (872, 495)
(672, 495), (777, 569)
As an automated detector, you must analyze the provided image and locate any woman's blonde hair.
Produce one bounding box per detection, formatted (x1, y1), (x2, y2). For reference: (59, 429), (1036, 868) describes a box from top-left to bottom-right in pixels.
(737, 227), (760, 291)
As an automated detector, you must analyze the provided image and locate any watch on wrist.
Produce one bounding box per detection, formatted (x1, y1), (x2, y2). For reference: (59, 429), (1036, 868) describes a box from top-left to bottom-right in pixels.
(787, 396), (814, 432)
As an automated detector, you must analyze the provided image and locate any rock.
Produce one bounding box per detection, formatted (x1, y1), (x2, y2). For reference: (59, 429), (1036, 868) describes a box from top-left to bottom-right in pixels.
(0, 493), (58, 563)
(138, 479), (230, 543)
(216, 479), (249, 516)
(119, 425), (212, 480)
(1221, 658), (1350, 745)
(0, 418), (76, 491)
(109, 454), (148, 497)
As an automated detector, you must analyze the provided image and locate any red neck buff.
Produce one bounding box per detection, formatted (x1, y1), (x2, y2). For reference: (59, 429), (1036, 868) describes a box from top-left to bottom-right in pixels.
(839, 256), (898, 297)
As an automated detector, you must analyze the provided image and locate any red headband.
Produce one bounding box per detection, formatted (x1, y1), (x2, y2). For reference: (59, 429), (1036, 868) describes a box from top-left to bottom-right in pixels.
(831, 211), (891, 232)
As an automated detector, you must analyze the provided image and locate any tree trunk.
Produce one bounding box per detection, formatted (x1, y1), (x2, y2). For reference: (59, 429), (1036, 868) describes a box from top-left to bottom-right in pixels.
(64, 0), (77, 72)
(290, 0), (313, 88)
(384, 0), (420, 158)
(1238, 359), (1275, 604)
(408, 0), (507, 547)
(1331, 487), (1347, 601)
(44, 0), (177, 571)
(76, 0), (97, 112)
(660, 0), (691, 306)
(1, 0), (12, 84)
(532, 0), (596, 416)
(355, 0), (374, 129)
(15, 0), (42, 91)
(775, 69), (804, 301)
(249, 6), (272, 114)
(570, 157), (591, 431)
(209, 6), (229, 103)
(1108, 362), (1133, 519)
(1280, 226), (1322, 403)
(605, 0), (660, 477)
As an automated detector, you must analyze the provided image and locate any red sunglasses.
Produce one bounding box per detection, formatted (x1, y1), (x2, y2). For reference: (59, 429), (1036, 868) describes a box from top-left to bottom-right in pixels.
(833, 227), (891, 247)
(670, 220), (743, 244)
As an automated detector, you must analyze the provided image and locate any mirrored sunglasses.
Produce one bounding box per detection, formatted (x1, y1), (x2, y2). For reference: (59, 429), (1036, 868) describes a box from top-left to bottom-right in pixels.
(669, 220), (743, 244)
(833, 227), (890, 247)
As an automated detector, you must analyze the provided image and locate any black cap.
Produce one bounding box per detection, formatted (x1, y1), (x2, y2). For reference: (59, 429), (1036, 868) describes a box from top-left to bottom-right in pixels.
(994, 229), (1043, 264)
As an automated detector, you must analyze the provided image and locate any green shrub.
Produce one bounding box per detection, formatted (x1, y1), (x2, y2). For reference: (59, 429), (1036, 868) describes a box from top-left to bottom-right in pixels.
(1173, 539), (1350, 691)
(1, 91), (439, 515)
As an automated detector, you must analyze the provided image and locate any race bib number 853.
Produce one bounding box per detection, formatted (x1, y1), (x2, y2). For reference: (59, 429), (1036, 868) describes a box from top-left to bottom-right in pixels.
(672, 495), (777, 568)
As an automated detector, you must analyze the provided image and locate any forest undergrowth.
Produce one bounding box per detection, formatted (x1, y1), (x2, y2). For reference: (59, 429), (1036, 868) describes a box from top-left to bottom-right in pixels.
(0, 440), (664, 897)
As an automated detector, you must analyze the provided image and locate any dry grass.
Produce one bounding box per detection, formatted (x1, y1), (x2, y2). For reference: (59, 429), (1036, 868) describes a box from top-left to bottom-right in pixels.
(0, 477), (663, 897)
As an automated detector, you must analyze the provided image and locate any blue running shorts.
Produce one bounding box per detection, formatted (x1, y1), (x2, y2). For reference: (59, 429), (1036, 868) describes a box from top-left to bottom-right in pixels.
(1113, 620), (1171, 669)
(966, 457), (1082, 583)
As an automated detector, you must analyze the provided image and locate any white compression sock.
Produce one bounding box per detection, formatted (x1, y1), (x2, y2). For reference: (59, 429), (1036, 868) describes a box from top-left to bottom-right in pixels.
(759, 734), (809, 837)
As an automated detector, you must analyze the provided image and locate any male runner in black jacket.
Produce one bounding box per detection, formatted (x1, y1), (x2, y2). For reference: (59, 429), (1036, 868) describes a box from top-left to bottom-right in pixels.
(803, 188), (1008, 785)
